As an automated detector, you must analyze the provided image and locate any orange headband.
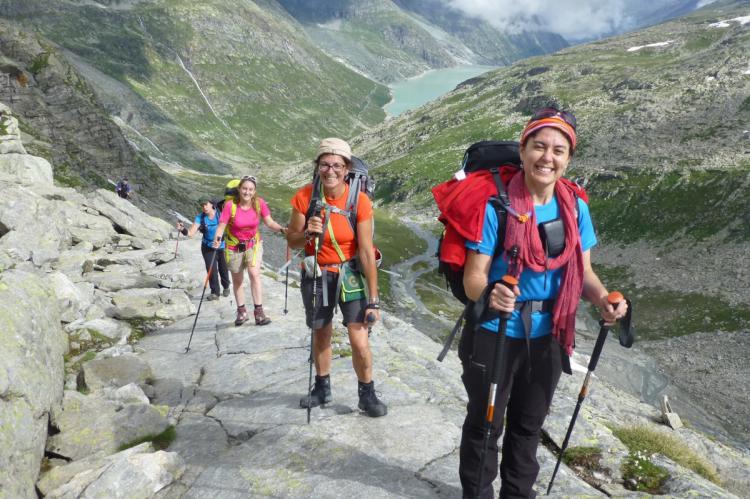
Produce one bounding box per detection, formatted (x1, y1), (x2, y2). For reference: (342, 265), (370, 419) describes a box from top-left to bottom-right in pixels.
(520, 117), (577, 151)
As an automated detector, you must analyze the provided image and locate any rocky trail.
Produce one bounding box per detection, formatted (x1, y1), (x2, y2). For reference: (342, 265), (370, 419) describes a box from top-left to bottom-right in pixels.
(2, 99), (748, 496)
(125, 242), (748, 498)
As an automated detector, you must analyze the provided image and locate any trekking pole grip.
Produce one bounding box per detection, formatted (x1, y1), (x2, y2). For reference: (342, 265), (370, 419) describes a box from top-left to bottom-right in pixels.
(498, 274), (518, 320)
(588, 291), (624, 372)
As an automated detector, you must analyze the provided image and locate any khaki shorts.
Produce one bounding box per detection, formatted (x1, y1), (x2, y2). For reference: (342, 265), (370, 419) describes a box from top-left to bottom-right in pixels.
(226, 242), (263, 274)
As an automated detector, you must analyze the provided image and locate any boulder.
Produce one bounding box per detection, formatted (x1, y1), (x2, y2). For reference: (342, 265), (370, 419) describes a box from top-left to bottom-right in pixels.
(0, 269), (66, 498)
(46, 391), (169, 460)
(0, 153), (54, 185)
(39, 442), (184, 498)
(111, 288), (194, 321)
(83, 189), (173, 241)
(50, 243), (96, 280)
(65, 317), (132, 346)
(47, 271), (95, 323)
(0, 185), (71, 265)
(0, 102), (26, 154)
(79, 355), (153, 392)
(85, 267), (162, 292)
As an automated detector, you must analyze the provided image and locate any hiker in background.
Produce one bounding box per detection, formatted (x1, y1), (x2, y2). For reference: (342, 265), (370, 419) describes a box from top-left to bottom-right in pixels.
(286, 138), (386, 417)
(458, 108), (628, 498)
(176, 199), (231, 301)
(115, 177), (132, 199)
(213, 175), (287, 326)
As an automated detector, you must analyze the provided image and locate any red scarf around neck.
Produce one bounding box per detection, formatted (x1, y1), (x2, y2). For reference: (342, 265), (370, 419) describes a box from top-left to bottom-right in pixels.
(504, 172), (584, 356)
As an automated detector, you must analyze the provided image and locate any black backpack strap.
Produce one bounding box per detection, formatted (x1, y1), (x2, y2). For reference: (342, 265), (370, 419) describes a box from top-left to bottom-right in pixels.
(305, 175), (323, 222)
(344, 172), (361, 237)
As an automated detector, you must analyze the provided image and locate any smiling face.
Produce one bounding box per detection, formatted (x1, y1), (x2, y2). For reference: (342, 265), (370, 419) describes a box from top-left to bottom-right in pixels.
(238, 178), (256, 204)
(520, 127), (572, 201)
(317, 153), (349, 194)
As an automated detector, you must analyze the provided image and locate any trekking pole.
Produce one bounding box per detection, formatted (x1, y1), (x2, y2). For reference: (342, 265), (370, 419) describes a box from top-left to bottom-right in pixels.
(174, 228), (181, 259)
(546, 291), (629, 495)
(366, 310), (376, 337)
(184, 239), (222, 353)
(306, 202), (323, 424)
(475, 271), (519, 499)
(284, 245), (291, 314)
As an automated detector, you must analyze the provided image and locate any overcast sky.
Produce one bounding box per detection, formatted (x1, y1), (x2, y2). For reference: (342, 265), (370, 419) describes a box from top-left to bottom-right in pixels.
(445, 0), (720, 41)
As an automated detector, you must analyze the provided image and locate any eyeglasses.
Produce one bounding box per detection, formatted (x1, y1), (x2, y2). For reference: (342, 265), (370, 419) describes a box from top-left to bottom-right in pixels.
(531, 107), (577, 130)
(318, 162), (346, 172)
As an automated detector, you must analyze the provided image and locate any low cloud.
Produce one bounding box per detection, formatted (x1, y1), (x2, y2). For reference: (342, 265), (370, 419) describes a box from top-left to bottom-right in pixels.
(445, 0), (709, 41)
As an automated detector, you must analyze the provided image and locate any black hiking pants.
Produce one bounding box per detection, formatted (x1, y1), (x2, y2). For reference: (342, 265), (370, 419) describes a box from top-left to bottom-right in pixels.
(201, 244), (230, 296)
(458, 325), (564, 499)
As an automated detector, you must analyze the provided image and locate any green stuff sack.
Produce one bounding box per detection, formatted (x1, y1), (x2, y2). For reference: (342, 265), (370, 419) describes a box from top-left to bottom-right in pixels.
(340, 265), (365, 302)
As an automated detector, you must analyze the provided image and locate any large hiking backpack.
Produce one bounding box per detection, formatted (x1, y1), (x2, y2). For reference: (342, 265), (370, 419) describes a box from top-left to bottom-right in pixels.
(435, 141), (521, 304)
(433, 140), (588, 360)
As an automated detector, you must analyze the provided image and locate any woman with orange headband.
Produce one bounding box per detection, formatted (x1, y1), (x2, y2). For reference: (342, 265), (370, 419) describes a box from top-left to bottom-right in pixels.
(458, 107), (628, 498)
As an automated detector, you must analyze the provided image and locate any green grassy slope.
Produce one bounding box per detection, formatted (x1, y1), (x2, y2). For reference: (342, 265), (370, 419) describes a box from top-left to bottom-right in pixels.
(355, 0), (750, 244)
(1, 0), (389, 169)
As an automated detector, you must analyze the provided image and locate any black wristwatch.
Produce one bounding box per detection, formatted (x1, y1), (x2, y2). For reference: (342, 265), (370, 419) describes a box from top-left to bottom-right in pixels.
(365, 302), (380, 310)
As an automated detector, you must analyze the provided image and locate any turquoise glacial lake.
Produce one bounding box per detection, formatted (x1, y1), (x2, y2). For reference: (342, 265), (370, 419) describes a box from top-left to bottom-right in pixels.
(384, 65), (496, 116)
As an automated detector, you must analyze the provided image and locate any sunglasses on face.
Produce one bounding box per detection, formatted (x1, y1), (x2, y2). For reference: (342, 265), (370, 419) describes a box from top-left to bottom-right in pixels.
(531, 107), (577, 130)
(318, 162), (346, 172)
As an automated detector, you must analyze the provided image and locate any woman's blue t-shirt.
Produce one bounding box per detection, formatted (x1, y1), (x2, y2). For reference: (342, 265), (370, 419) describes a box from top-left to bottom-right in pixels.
(465, 196), (597, 338)
(195, 211), (225, 249)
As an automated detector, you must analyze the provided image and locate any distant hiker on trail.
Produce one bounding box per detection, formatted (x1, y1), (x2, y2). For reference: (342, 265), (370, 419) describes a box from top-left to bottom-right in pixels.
(213, 175), (287, 326)
(286, 138), (387, 418)
(454, 108), (628, 498)
(115, 177), (132, 199)
(176, 198), (231, 301)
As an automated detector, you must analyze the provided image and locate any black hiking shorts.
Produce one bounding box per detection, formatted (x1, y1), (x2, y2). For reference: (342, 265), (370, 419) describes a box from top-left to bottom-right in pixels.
(301, 271), (366, 329)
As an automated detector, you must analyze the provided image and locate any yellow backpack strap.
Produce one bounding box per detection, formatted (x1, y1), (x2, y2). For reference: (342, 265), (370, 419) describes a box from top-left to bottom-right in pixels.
(225, 201), (239, 246)
(325, 214), (346, 263)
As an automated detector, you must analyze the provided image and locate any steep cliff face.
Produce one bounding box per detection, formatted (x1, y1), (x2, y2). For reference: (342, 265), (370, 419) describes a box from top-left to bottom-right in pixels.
(276, 0), (569, 83)
(0, 21), (193, 214)
(392, 0), (569, 62)
(0, 0), (389, 168)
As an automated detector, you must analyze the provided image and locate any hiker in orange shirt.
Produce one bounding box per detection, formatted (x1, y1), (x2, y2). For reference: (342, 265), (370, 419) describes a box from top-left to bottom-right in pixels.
(286, 138), (386, 417)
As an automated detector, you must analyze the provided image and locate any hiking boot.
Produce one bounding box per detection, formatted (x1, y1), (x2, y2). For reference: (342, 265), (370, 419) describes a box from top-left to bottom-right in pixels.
(358, 381), (387, 417)
(254, 305), (271, 326)
(206, 293), (219, 301)
(222, 287), (231, 297)
(235, 305), (248, 326)
(299, 375), (332, 408)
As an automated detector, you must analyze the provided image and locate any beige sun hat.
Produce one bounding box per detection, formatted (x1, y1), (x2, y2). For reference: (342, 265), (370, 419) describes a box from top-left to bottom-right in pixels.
(316, 137), (352, 162)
